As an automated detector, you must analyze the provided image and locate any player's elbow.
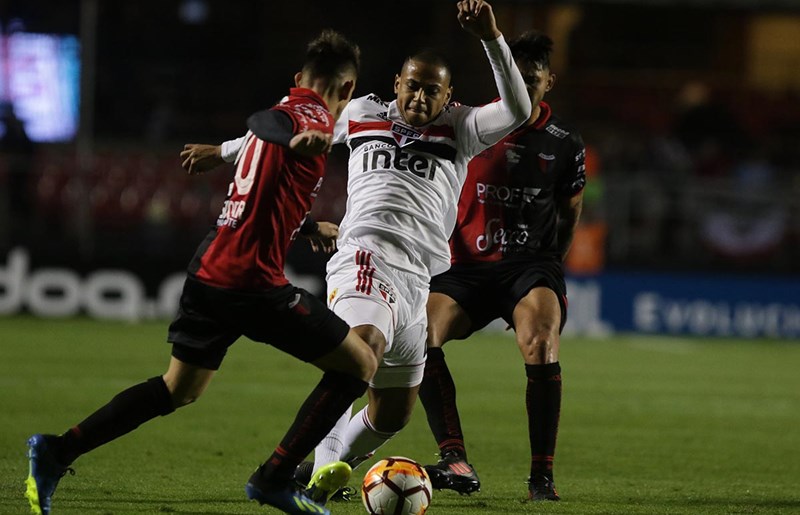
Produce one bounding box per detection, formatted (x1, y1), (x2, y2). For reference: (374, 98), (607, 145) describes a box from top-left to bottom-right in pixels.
(513, 95), (532, 126)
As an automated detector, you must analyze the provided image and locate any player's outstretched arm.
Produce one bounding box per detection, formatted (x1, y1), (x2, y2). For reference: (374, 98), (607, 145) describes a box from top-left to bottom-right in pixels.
(180, 144), (225, 175)
(457, 0), (531, 148)
(456, 0), (501, 41)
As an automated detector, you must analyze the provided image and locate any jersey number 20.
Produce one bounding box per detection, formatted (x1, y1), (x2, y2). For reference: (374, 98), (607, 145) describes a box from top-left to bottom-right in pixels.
(234, 135), (265, 196)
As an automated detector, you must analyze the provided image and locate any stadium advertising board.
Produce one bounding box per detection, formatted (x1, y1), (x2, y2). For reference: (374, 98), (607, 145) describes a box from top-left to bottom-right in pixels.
(1, 247), (798, 339)
(566, 272), (800, 339)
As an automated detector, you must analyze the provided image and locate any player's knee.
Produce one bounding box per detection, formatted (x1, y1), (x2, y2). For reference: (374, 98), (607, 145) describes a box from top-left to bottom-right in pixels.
(372, 407), (412, 433)
(170, 390), (203, 408)
(354, 324), (387, 360)
(517, 326), (558, 363)
(426, 323), (448, 349)
(426, 334), (445, 349)
(357, 349), (379, 382)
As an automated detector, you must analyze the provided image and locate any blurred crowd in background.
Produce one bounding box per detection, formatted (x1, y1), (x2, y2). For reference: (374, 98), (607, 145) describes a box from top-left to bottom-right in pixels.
(1, 0), (798, 280)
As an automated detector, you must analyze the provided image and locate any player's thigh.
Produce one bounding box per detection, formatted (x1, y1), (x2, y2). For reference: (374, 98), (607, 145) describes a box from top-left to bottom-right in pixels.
(367, 384), (420, 432)
(371, 304), (426, 393)
(429, 264), (501, 342)
(167, 276), (241, 371)
(312, 328), (378, 383)
(512, 286), (562, 364)
(331, 295), (392, 362)
(327, 249), (396, 359)
(243, 286), (351, 363)
(426, 292), (472, 347)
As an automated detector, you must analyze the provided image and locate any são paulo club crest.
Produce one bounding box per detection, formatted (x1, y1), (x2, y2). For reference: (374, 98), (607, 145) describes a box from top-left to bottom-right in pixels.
(391, 122), (422, 147)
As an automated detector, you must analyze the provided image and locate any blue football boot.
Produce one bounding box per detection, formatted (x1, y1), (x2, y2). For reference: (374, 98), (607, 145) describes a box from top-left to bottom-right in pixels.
(25, 434), (74, 515)
(246, 465), (330, 514)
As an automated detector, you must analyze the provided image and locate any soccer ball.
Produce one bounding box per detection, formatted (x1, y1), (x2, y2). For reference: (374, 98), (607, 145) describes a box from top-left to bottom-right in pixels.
(361, 456), (433, 515)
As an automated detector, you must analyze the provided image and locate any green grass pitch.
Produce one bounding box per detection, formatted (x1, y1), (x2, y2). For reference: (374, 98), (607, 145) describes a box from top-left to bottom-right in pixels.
(1, 316), (799, 514)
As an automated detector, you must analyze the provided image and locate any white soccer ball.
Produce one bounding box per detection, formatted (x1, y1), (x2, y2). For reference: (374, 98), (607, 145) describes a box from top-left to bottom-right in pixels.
(361, 456), (433, 515)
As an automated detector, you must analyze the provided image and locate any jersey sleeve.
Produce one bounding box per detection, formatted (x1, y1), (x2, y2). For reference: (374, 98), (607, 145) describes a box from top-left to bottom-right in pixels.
(273, 99), (333, 136)
(221, 134), (248, 163)
(557, 132), (587, 198)
(454, 35), (532, 158)
(246, 109), (294, 147)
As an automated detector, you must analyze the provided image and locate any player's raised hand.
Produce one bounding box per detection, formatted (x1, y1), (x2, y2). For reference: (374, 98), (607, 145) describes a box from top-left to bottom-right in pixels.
(289, 130), (333, 157)
(302, 221), (339, 253)
(457, 0), (501, 41)
(181, 144), (225, 175)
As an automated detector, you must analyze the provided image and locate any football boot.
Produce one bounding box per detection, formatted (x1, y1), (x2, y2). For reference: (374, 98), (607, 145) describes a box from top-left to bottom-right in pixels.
(423, 450), (481, 494)
(246, 465), (330, 514)
(526, 473), (560, 501)
(25, 434), (74, 515)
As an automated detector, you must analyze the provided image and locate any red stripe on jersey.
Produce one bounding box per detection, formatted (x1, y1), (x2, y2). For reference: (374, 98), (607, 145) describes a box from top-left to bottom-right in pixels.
(349, 120), (392, 134)
(366, 267), (374, 295)
(355, 250), (363, 292)
(424, 124), (456, 139)
(365, 252), (374, 295)
(354, 250), (375, 294)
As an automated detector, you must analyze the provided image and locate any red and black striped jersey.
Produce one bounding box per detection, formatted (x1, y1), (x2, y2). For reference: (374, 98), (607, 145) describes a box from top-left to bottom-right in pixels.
(450, 102), (586, 263)
(189, 88), (333, 289)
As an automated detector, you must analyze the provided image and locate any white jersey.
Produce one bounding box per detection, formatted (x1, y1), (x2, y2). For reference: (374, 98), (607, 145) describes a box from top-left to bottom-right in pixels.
(334, 35), (530, 279)
(220, 35), (530, 279)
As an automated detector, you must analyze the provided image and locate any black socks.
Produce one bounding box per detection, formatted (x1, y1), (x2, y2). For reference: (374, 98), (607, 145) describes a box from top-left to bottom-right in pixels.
(525, 362), (562, 477)
(54, 376), (174, 465)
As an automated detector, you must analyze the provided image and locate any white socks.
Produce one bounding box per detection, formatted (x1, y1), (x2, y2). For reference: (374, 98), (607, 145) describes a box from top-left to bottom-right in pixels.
(313, 404), (352, 473)
(339, 406), (397, 469)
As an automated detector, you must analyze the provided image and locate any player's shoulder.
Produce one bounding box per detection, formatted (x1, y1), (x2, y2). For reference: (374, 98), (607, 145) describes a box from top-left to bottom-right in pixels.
(276, 92), (328, 114)
(343, 93), (390, 118)
(436, 100), (474, 130)
(274, 92), (334, 131)
(349, 93), (389, 108)
(543, 112), (584, 147)
(441, 100), (470, 116)
(365, 93), (389, 107)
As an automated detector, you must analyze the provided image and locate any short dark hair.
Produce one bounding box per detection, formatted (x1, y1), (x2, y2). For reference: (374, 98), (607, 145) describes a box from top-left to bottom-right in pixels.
(303, 29), (360, 79)
(403, 49), (452, 81)
(508, 30), (554, 70)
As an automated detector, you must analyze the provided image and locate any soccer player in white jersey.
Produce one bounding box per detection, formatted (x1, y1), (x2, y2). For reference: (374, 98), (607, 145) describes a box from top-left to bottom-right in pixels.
(183, 0), (531, 502)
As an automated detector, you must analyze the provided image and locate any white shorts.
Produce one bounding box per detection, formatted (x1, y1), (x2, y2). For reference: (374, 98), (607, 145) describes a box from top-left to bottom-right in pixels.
(326, 245), (429, 389)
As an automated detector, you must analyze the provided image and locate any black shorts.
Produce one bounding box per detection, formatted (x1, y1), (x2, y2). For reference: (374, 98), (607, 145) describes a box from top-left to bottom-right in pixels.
(429, 257), (568, 338)
(167, 276), (350, 370)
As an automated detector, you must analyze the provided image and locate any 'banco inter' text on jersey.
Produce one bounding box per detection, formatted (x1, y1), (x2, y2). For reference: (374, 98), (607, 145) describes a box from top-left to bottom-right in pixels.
(333, 93), (514, 278)
(451, 102), (586, 263)
(190, 88), (334, 289)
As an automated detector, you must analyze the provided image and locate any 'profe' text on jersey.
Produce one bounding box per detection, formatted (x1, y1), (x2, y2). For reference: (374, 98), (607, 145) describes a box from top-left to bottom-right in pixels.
(334, 34), (531, 279)
(451, 102), (586, 262)
(217, 35), (532, 280)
